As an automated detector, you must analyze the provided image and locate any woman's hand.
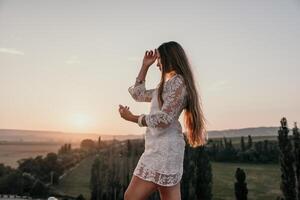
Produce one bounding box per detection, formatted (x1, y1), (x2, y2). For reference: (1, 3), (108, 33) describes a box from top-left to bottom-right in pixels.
(118, 104), (133, 121)
(142, 49), (158, 68)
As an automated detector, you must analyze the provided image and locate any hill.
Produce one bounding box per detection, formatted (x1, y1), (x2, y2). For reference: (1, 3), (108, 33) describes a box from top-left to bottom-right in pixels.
(0, 126), (281, 144)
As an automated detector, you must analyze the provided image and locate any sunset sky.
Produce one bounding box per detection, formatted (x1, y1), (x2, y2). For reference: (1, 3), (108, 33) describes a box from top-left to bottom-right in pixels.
(0, 0), (299, 135)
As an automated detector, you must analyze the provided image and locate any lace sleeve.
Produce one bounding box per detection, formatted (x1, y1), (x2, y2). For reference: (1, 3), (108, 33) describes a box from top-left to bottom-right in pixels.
(144, 75), (186, 128)
(128, 80), (155, 102)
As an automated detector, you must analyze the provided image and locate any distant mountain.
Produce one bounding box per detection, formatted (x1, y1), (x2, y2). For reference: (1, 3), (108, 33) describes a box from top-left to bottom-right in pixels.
(207, 126), (280, 138)
(0, 129), (144, 144)
(0, 126), (281, 144)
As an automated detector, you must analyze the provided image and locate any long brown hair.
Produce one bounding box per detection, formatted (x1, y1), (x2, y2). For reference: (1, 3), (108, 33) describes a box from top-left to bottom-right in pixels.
(157, 41), (207, 147)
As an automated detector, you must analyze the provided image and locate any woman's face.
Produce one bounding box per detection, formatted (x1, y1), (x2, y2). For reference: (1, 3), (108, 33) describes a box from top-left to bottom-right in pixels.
(156, 50), (162, 71)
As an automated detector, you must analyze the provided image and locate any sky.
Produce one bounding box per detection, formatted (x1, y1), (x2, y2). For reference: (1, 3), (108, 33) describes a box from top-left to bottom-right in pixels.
(0, 0), (299, 135)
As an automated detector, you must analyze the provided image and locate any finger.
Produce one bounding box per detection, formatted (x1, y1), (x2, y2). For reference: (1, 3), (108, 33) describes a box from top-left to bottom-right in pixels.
(152, 50), (156, 58)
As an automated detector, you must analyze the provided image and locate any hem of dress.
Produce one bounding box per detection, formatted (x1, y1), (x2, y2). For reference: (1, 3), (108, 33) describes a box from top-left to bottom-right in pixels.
(133, 170), (183, 187)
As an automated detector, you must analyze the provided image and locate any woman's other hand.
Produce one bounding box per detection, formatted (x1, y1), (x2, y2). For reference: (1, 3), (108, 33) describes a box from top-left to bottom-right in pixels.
(118, 104), (133, 121)
(142, 49), (157, 68)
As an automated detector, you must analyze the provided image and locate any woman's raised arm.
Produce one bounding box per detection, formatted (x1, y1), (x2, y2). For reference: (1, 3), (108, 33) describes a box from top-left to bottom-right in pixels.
(128, 50), (157, 102)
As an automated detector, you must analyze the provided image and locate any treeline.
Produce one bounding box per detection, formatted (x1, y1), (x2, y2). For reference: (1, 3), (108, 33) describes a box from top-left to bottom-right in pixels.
(231, 118), (300, 200)
(0, 141), (98, 198)
(1, 117), (299, 200)
(207, 135), (279, 163)
(90, 137), (213, 200)
(89, 118), (300, 200)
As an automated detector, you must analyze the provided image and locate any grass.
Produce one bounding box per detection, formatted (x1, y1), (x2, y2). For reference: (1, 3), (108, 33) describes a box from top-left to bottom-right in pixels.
(211, 161), (282, 200)
(55, 154), (96, 199)
(55, 157), (283, 200)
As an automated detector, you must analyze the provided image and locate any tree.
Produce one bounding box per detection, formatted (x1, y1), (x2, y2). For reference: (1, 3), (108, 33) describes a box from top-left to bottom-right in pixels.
(0, 171), (24, 194)
(247, 135), (252, 150)
(234, 168), (248, 200)
(97, 136), (102, 150)
(241, 136), (246, 152)
(181, 138), (193, 200)
(126, 139), (132, 157)
(29, 179), (49, 198)
(293, 122), (300, 200)
(278, 117), (297, 200)
(81, 139), (96, 151)
(44, 153), (62, 184)
(0, 164), (14, 178)
(58, 143), (71, 154)
(68, 143), (72, 151)
(90, 156), (102, 200)
(194, 146), (213, 200)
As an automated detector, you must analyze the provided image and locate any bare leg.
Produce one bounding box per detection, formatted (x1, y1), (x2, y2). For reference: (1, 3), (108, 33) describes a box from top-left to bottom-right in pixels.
(124, 175), (158, 200)
(158, 181), (181, 200)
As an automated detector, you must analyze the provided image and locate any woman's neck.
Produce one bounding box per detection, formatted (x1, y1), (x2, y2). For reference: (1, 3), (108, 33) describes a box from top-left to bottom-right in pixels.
(164, 70), (177, 81)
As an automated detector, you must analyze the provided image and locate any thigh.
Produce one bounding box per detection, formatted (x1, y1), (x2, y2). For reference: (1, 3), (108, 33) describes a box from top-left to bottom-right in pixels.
(158, 181), (181, 200)
(125, 175), (158, 200)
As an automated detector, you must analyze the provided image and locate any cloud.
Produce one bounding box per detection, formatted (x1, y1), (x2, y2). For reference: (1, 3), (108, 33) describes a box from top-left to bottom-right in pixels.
(65, 56), (81, 64)
(0, 48), (24, 55)
(207, 80), (231, 91)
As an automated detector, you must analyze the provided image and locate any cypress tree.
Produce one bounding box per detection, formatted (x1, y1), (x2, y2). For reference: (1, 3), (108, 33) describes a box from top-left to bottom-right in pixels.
(181, 137), (192, 200)
(219, 139), (224, 150)
(234, 167), (248, 200)
(241, 136), (246, 152)
(98, 136), (102, 150)
(278, 117), (297, 200)
(293, 122), (300, 200)
(126, 139), (132, 157)
(247, 135), (252, 150)
(263, 140), (269, 153)
(223, 137), (228, 148)
(229, 139), (233, 149)
(90, 156), (102, 200)
(194, 146), (213, 200)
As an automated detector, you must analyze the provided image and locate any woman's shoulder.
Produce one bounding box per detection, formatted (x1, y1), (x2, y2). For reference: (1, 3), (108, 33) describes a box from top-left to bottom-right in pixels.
(167, 73), (185, 86)
(163, 74), (186, 94)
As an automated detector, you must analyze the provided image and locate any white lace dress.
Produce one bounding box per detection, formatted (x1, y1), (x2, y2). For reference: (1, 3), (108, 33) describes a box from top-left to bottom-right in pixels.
(128, 73), (187, 187)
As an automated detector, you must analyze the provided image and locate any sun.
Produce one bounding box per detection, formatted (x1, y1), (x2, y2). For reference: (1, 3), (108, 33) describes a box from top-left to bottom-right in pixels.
(71, 113), (90, 129)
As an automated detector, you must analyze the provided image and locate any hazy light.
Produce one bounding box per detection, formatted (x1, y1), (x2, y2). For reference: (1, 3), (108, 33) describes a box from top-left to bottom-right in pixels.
(70, 114), (91, 130)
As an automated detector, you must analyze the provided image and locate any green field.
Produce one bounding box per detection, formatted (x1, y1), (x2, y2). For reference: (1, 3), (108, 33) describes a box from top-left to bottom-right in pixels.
(212, 161), (281, 200)
(55, 155), (96, 199)
(55, 155), (282, 200)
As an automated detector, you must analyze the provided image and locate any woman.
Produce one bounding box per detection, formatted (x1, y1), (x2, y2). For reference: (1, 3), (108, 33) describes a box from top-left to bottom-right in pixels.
(119, 41), (207, 200)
